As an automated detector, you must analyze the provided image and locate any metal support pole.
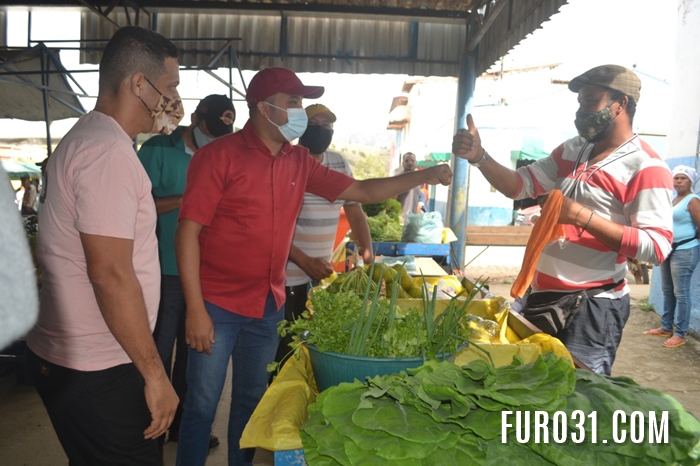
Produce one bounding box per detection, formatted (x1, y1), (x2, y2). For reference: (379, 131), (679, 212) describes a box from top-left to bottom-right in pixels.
(228, 46), (233, 101)
(40, 46), (53, 158)
(448, 52), (477, 271)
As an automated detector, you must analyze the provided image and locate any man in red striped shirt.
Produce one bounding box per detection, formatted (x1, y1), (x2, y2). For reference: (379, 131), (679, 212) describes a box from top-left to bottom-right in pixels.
(452, 64), (673, 375)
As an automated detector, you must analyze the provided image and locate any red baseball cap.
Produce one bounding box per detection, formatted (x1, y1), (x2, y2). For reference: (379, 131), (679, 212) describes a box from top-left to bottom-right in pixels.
(246, 67), (324, 106)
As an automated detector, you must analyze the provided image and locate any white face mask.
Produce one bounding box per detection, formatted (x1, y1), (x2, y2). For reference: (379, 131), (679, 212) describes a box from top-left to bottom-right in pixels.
(264, 102), (308, 141)
(193, 125), (214, 149)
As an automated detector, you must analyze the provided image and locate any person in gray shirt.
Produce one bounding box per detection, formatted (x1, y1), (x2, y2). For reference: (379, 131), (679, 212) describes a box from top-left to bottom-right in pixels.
(0, 167), (38, 350)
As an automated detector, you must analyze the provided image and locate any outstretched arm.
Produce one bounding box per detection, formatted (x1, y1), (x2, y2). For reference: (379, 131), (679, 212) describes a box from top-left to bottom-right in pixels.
(337, 164), (452, 204)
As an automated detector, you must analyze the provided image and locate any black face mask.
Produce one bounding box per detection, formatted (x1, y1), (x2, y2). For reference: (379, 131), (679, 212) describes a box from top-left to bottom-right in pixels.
(298, 125), (334, 154)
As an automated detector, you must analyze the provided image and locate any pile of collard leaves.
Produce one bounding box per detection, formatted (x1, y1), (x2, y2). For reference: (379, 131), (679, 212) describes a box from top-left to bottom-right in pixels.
(301, 353), (700, 465)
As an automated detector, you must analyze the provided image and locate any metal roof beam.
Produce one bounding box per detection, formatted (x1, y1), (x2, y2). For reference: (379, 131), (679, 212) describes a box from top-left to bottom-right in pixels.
(3, 0), (474, 20)
(230, 50), (459, 66)
(467, 0), (508, 52)
(75, 0), (151, 29)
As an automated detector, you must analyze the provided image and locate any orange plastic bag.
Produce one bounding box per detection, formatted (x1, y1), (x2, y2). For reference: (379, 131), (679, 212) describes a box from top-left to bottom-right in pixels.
(510, 190), (566, 298)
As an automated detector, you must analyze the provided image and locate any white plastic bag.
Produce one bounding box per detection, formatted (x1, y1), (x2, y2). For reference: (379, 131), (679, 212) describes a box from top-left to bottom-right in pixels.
(401, 211), (444, 243)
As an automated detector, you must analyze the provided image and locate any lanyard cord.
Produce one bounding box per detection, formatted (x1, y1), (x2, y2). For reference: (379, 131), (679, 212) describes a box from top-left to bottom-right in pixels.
(566, 135), (640, 201)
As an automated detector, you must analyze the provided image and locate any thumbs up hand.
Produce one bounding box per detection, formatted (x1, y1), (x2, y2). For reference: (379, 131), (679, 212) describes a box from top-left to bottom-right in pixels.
(452, 114), (485, 163)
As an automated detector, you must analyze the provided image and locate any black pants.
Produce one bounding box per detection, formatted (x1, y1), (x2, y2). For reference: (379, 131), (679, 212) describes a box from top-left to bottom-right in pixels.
(557, 295), (630, 376)
(523, 292), (630, 376)
(273, 283), (310, 367)
(153, 274), (188, 440)
(27, 349), (161, 466)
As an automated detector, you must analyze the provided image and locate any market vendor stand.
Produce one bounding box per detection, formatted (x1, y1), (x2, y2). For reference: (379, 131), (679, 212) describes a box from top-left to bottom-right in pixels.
(241, 284), (586, 465)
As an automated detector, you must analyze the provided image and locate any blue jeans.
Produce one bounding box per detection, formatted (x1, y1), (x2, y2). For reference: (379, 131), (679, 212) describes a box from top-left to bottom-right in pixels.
(176, 293), (283, 466)
(153, 275), (188, 436)
(660, 246), (699, 338)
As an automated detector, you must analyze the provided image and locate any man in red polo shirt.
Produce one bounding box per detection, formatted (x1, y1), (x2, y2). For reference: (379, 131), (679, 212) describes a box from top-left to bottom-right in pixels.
(175, 67), (452, 466)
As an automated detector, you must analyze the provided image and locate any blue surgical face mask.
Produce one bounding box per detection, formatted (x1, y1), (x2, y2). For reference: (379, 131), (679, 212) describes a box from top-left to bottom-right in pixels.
(264, 102), (308, 141)
(193, 125), (214, 149)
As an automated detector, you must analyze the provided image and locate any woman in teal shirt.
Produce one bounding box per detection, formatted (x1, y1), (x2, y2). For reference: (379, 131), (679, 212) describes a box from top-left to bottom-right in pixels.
(645, 165), (700, 347)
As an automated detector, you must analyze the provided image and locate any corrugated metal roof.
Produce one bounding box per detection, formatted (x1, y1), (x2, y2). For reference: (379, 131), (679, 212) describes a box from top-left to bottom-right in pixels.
(478, 0), (567, 75)
(81, 11), (467, 76)
(76, 0), (566, 77)
(148, 0), (476, 14)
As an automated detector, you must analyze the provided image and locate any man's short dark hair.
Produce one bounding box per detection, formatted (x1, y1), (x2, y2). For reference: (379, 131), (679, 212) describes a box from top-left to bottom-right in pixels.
(99, 26), (179, 95)
(608, 89), (636, 125)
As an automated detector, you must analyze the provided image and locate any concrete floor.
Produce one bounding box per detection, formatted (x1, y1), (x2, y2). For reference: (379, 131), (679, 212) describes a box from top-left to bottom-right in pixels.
(1, 281), (699, 465)
(0, 361), (275, 466)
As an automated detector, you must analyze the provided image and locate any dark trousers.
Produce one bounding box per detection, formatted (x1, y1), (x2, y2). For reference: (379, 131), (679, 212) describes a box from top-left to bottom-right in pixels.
(555, 295), (630, 376)
(27, 349), (161, 466)
(273, 283), (310, 366)
(153, 274), (188, 438)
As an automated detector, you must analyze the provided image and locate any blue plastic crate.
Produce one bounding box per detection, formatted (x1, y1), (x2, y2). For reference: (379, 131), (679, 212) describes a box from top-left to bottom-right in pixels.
(347, 241), (451, 265)
(274, 449), (306, 465)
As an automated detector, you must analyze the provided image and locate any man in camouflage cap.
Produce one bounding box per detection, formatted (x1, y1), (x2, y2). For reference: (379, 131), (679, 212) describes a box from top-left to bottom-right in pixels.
(452, 64), (673, 375)
(567, 64), (641, 142)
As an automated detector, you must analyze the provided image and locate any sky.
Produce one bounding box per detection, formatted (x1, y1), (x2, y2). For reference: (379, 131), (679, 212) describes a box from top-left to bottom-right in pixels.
(0, 0), (679, 151)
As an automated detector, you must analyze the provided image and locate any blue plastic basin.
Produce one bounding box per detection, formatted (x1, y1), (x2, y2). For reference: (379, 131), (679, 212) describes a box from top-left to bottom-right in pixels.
(306, 344), (427, 391)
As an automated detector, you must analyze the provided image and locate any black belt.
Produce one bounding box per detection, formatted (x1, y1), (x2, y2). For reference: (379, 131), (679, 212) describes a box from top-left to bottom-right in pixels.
(668, 237), (696, 259)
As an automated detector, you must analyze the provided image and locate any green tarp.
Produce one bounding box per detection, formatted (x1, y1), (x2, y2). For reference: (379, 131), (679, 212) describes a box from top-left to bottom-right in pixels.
(1, 160), (42, 179)
(518, 137), (550, 161)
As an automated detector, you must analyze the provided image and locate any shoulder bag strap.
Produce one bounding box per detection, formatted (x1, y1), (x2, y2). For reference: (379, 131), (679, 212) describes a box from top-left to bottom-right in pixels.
(583, 280), (625, 299)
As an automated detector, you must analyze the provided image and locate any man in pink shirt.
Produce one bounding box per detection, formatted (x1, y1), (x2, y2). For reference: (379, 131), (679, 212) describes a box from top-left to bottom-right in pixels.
(26, 26), (181, 465)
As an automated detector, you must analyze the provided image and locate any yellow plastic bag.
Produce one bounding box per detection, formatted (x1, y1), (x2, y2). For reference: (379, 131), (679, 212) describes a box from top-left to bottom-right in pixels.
(453, 342), (542, 367)
(442, 227), (458, 243)
(516, 333), (573, 365)
(330, 237), (349, 267)
(414, 275), (464, 295)
(240, 346), (318, 451)
(396, 296), (574, 366)
(453, 334), (573, 368)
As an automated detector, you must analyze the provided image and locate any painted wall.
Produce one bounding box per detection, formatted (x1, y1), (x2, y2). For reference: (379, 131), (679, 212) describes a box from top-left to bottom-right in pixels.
(649, 0), (700, 335)
(391, 78), (458, 223)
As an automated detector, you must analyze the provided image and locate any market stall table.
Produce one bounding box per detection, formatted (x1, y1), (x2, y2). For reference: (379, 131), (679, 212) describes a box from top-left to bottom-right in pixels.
(346, 241), (452, 275)
(241, 292), (582, 465)
(347, 241), (451, 264)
